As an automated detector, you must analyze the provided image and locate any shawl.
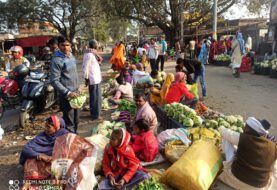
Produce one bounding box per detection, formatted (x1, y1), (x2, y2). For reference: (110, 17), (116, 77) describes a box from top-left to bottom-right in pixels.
(19, 117), (69, 165)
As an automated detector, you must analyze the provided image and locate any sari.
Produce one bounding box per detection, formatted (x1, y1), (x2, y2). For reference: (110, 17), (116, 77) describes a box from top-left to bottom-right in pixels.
(110, 44), (125, 71)
(20, 116), (69, 179)
(150, 73), (174, 106)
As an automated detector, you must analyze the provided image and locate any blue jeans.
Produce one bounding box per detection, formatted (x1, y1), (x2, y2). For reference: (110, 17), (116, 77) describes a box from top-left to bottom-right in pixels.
(193, 66), (207, 97)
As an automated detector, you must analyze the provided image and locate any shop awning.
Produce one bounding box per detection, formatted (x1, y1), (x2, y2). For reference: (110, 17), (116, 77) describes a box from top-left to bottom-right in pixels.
(16, 36), (51, 47)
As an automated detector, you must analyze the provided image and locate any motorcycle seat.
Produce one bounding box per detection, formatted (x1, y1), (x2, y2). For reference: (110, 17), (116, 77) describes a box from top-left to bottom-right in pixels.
(30, 71), (48, 80)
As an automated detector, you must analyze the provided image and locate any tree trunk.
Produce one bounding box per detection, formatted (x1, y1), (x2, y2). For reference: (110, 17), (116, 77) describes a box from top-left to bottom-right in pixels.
(164, 27), (177, 49)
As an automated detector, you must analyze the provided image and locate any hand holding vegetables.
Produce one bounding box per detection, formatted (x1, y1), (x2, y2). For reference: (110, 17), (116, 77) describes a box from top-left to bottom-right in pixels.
(68, 92), (79, 98)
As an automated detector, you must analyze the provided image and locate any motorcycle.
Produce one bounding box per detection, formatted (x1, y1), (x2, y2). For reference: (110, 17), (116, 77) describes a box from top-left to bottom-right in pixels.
(19, 64), (57, 128)
(0, 65), (29, 119)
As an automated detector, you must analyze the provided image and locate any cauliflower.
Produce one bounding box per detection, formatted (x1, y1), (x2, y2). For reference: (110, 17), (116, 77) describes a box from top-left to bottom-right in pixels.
(225, 115), (238, 125)
(183, 118), (194, 127)
(193, 115), (203, 126)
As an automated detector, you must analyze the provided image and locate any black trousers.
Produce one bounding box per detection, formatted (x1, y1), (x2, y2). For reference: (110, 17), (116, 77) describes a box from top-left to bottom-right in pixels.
(59, 96), (80, 133)
(156, 55), (165, 71)
(149, 59), (157, 71)
(180, 97), (198, 109)
(89, 83), (102, 119)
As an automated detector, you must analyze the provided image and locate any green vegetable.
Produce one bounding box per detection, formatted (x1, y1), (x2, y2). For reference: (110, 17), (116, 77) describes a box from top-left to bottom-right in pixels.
(69, 94), (86, 109)
(117, 100), (136, 116)
(133, 178), (164, 190)
(183, 118), (194, 127)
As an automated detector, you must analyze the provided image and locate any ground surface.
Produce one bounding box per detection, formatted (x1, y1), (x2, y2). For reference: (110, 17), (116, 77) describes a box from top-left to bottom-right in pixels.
(0, 51), (276, 190)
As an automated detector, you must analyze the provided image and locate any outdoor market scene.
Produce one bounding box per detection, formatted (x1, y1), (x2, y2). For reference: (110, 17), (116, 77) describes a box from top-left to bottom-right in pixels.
(0, 0), (277, 190)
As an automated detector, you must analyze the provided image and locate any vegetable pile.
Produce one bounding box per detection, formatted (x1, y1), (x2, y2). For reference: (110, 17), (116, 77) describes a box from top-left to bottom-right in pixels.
(69, 94), (87, 109)
(214, 54), (231, 62)
(270, 58), (277, 71)
(102, 98), (110, 110)
(205, 115), (245, 133)
(93, 121), (125, 138)
(164, 103), (203, 127)
(153, 71), (167, 85)
(133, 178), (164, 190)
(117, 99), (136, 116)
(254, 60), (271, 69)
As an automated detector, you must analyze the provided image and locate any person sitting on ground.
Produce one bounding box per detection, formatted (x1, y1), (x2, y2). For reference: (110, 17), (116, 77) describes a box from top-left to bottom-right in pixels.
(19, 116), (69, 179)
(134, 93), (158, 132)
(218, 117), (277, 190)
(112, 75), (133, 101)
(132, 63), (149, 85)
(121, 68), (133, 84)
(99, 128), (149, 190)
(150, 73), (174, 106)
(136, 70), (159, 88)
(130, 119), (159, 162)
(165, 72), (198, 109)
(175, 64), (193, 85)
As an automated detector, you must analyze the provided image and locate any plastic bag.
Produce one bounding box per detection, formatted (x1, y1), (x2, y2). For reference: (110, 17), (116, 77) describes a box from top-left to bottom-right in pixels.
(85, 134), (110, 172)
(189, 127), (221, 145)
(164, 140), (189, 163)
(187, 83), (199, 99)
(161, 140), (223, 190)
(51, 133), (97, 190)
(157, 128), (191, 150)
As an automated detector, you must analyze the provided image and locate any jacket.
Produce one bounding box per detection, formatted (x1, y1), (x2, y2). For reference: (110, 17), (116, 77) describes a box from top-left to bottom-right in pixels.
(50, 51), (79, 96)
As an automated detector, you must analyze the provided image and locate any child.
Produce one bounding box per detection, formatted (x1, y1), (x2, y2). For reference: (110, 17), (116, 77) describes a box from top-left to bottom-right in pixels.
(121, 68), (133, 84)
(99, 129), (149, 190)
(141, 50), (149, 71)
(131, 119), (159, 162)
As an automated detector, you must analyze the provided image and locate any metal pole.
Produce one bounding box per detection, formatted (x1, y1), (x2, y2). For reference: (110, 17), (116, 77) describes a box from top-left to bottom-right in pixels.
(213, 0), (218, 40)
(180, 13), (184, 45)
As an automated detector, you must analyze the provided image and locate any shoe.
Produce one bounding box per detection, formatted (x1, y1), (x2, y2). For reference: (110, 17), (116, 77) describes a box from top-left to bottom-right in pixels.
(199, 96), (206, 101)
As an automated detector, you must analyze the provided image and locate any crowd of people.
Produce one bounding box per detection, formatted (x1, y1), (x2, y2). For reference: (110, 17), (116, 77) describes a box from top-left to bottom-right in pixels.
(0, 33), (276, 190)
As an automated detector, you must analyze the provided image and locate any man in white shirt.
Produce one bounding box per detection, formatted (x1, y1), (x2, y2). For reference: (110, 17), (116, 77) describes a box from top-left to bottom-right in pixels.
(82, 40), (103, 120)
(156, 36), (167, 71)
(147, 38), (159, 71)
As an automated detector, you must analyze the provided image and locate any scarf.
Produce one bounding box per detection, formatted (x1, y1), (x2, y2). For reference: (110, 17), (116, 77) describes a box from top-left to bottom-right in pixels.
(19, 117), (69, 165)
(115, 129), (141, 168)
(237, 32), (245, 55)
(173, 72), (185, 84)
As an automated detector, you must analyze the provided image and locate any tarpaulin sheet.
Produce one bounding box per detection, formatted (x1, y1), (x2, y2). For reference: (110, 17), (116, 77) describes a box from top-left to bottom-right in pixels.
(16, 36), (50, 47)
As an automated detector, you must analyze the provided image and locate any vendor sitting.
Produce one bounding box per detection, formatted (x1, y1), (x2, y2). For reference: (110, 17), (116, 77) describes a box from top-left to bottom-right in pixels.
(19, 116), (69, 179)
(134, 93), (158, 132)
(150, 73), (174, 106)
(132, 63), (149, 85)
(264, 50), (276, 61)
(131, 119), (159, 162)
(112, 76), (133, 101)
(218, 117), (277, 190)
(136, 70), (158, 88)
(121, 68), (133, 84)
(165, 72), (198, 109)
(99, 128), (149, 190)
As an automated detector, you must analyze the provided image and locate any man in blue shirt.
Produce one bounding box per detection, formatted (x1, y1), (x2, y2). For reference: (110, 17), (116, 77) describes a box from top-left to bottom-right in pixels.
(50, 36), (80, 133)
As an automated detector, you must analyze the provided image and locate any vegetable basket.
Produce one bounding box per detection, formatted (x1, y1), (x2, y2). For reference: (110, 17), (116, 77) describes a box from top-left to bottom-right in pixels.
(154, 106), (169, 129)
(212, 60), (230, 67)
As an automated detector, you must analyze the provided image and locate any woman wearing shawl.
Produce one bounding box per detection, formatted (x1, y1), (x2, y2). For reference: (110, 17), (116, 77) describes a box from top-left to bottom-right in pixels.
(150, 73), (174, 106)
(231, 32), (245, 77)
(19, 115), (69, 179)
(99, 128), (149, 190)
(110, 41), (126, 72)
(166, 72), (198, 109)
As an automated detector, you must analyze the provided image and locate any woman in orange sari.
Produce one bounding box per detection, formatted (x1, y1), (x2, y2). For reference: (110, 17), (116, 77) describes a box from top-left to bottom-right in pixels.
(150, 73), (174, 106)
(110, 41), (126, 71)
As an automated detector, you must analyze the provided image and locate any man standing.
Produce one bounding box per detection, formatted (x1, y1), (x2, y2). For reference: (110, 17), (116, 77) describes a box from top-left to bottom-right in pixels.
(147, 38), (159, 71)
(156, 36), (167, 71)
(50, 36), (80, 133)
(175, 38), (181, 60)
(82, 40), (102, 120)
(189, 38), (196, 59)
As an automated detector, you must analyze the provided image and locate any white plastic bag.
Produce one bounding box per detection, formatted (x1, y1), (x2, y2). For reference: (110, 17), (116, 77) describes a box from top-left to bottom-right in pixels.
(157, 128), (191, 150)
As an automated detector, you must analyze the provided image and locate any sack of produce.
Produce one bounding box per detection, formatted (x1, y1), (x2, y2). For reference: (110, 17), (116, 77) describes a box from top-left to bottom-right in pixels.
(69, 94), (87, 109)
(165, 140), (189, 163)
(51, 133), (97, 190)
(187, 83), (199, 99)
(161, 140), (223, 190)
(86, 134), (110, 172)
(188, 127), (221, 145)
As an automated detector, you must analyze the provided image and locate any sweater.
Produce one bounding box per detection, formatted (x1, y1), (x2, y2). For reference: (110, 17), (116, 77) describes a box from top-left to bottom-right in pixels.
(165, 82), (194, 104)
(232, 134), (277, 188)
(50, 51), (80, 96)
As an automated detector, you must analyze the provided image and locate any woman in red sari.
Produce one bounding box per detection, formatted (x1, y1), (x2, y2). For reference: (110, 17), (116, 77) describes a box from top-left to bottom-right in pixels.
(208, 39), (218, 64)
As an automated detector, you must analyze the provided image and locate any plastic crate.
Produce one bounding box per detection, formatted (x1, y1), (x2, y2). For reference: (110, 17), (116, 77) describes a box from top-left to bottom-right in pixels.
(155, 106), (168, 129)
(270, 69), (277, 79)
(213, 60), (231, 67)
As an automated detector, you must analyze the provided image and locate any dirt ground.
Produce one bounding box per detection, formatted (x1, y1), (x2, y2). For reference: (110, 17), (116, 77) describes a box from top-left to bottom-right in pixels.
(1, 53), (277, 190)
